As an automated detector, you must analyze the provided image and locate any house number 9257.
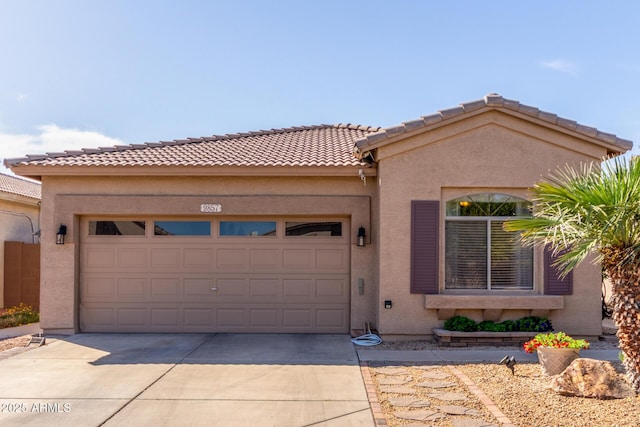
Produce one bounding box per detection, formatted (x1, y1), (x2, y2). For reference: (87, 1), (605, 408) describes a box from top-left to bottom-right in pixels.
(200, 203), (222, 213)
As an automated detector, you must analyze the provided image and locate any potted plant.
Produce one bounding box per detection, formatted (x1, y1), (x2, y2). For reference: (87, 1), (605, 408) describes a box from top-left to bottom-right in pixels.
(524, 332), (590, 375)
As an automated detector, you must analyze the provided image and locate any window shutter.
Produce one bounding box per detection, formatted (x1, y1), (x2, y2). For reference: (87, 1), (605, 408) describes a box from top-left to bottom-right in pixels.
(411, 200), (439, 294)
(544, 247), (573, 295)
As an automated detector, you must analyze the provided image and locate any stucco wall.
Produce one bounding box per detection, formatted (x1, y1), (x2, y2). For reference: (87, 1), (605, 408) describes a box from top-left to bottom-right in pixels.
(39, 174), (379, 334)
(375, 111), (609, 337)
(0, 197), (40, 308)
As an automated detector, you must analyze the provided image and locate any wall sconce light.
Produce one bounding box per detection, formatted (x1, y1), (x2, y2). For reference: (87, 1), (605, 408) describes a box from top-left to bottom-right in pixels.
(357, 226), (366, 247)
(56, 224), (67, 245)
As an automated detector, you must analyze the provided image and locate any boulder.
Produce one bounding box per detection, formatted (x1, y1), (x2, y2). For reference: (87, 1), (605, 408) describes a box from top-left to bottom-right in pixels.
(550, 358), (635, 399)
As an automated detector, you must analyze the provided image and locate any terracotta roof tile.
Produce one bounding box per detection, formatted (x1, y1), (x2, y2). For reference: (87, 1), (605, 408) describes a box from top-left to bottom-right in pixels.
(0, 173), (41, 199)
(355, 94), (633, 153)
(4, 124), (382, 169)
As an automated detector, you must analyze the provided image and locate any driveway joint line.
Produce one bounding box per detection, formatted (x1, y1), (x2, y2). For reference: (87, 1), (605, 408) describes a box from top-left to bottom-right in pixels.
(98, 333), (218, 426)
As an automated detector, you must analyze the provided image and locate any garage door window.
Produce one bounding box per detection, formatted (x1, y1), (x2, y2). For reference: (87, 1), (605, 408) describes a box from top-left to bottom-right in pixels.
(154, 221), (211, 236)
(285, 221), (342, 236)
(89, 221), (146, 236)
(219, 221), (277, 236)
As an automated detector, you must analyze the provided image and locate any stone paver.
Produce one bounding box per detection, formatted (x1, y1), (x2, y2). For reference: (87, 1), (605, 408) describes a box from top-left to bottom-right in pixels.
(421, 371), (451, 380)
(377, 376), (412, 385)
(394, 409), (446, 422)
(371, 367), (410, 375)
(387, 396), (431, 408)
(416, 380), (457, 388)
(452, 418), (499, 427)
(426, 391), (469, 401)
(379, 385), (417, 394)
(436, 405), (480, 415)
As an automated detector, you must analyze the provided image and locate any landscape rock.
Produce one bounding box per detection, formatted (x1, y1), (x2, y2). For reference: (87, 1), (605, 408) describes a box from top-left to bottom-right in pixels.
(550, 358), (635, 399)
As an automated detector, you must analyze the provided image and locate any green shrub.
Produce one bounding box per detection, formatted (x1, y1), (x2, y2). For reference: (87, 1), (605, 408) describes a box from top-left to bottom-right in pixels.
(478, 321), (507, 332)
(0, 303), (39, 329)
(444, 316), (478, 332)
(443, 315), (552, 333)
(514, 316), (553, 332)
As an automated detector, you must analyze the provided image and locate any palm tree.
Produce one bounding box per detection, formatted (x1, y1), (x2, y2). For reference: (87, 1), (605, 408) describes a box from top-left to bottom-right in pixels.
(504, 156), (640, 391)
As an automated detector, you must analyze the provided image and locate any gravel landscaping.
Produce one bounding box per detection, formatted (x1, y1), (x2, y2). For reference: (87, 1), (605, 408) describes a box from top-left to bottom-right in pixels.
(367, 335), (640, 426)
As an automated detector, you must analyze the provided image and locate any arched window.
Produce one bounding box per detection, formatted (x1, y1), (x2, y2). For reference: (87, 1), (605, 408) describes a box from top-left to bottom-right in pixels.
(445, 193), (532, 290)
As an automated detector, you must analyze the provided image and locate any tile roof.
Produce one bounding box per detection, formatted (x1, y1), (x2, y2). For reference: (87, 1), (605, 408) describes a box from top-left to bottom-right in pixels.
(4, 124), (381, 169)
(354, 94), (633, 154)
(0, 173), (41, 200)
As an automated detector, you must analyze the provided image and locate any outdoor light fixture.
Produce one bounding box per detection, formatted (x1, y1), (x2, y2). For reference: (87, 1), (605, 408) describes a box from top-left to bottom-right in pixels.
(357, 226), (366, 247)
(56, 224), (67, 245)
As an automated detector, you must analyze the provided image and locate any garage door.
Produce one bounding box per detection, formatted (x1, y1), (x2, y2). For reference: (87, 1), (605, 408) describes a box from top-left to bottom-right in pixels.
(79, 218), (350, 333)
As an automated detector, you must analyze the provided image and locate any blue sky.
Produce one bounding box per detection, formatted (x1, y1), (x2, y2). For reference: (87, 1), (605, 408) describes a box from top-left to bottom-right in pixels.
(2, 1), (640, 174)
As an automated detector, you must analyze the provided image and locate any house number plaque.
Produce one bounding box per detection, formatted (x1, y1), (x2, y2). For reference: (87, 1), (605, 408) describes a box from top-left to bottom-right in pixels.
(200, 203), (222, 213)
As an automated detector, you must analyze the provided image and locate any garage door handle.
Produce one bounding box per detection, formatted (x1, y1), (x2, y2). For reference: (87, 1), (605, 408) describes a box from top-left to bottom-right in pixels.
(211, 287), (218, 291)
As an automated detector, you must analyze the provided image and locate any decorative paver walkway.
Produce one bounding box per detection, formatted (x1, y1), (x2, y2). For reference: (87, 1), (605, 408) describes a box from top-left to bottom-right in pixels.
(363, 362), (517, 427)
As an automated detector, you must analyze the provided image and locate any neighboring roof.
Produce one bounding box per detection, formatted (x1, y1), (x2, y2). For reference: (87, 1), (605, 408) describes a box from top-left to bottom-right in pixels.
(0, 173), (41, 200)
(354, 93), (633, 156)
(4, 124), (381, 171)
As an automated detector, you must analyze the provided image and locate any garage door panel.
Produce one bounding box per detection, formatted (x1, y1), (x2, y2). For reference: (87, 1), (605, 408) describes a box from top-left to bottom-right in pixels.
(317, 308), (348, 328)
(80, 306), (115, 328)
(117, 278), (147, 298)
(283, 309), (312, 328)
(151, 308), (180, 327)
(283, 279), (313, 298)
(184, 279), (214, 297)
(151, 248), (181, 269)
(216, 249), (246, 269)
(316, 248), (347, 270)
(150, 278), (181, 298)
(249, 279), (280, 298)
(184, 308), (212, 327)
(316, 279), (348, 300)
(283, 249), (313, 269)
(249, 249), (280, 269)
(118, 308), (147, 326)
(85, 247), (115, 269)
(83, 276), (117, 299)
(250, 309), (279, 328)
(217, 309), (245, 327)
(183, 248), (213, 269)
(118, 248), (148, 269)
(215, 278), (247, 297)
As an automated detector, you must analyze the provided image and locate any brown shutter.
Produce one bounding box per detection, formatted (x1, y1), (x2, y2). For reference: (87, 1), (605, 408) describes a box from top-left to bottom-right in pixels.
(411, 200), (439, 294)
(544, 247), (573, 295)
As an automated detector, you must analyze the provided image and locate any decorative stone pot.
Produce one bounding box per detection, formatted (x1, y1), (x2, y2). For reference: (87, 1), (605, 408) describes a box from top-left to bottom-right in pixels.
(536, 347), (580, 376)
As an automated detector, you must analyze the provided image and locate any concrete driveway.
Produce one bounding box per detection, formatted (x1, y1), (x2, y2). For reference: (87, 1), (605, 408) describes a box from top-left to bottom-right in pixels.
(0, 334), (373, 426)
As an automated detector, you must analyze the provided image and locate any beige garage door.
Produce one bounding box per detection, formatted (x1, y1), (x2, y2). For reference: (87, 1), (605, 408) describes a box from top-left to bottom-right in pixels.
(79, 218), (350, 333)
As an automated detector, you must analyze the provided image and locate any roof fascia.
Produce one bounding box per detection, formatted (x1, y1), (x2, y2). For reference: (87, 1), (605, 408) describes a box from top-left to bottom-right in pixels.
(9, 164), (378, 181)
(356, 106), (631, 157)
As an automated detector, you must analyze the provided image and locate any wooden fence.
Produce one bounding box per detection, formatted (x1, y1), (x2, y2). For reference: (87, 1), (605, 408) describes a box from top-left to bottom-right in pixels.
(3, 241), (40, 311)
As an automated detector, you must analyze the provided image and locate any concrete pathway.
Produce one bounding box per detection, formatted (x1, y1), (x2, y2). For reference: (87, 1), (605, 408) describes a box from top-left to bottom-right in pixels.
(0, 322), (42, 339)
(0, 333), (373, 427)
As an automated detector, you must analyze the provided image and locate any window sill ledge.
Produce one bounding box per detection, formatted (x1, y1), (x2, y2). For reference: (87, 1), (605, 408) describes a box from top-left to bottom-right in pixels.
(424, 295), (564, 320)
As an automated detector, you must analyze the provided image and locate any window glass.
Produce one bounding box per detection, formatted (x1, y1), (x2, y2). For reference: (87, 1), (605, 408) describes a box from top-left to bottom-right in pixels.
(446, 193), (530, 217)
(89, 221), (146, 236)
(285, 221), (342, 236)
(154, 221), (211, 236)
(219, 221), (277, 236)
(445, 193), (532, 291)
